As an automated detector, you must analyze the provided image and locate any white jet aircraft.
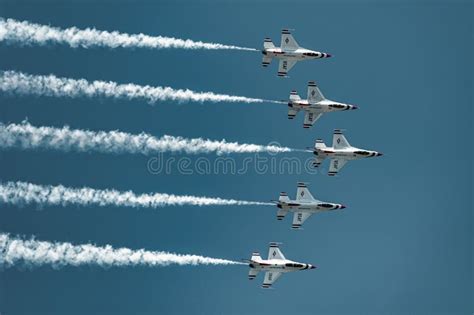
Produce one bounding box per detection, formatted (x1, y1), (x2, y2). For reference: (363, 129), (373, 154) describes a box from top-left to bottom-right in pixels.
(245, 242), (316, 289)
(288, 81), (358, 129)
(313, 129), (383, 176)
(273, 182), (345, 229)
(262, 29), (331, 77)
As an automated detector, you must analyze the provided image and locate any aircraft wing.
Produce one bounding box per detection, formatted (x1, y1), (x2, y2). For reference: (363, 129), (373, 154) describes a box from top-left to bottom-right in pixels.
(280, 29), (299, 50)
(296, 182), (315, 201)
(268, 243), (286, 260)
(262, 271), (283, 289)
(292, 211), (312, 229)
(307, 81), (325, 103)
(303, 111), (323, 128)
(278, 59), (297, 77)
(332, 130), (351, 149)
(328, 158), (348, 176)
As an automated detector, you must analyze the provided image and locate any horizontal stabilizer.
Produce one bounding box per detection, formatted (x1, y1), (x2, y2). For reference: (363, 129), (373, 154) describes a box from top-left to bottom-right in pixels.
(277, 208), (288, 220)
(248, 269), (259, 280)
(279, 192), (290, 203)
(264, 38), (275, 50)
(288, 108), (298, 119)
(313, 156), (325, 168)
(314, 139), (326, 150)
(262, 55), (272, 67)
(289, 90), (301, 101)
(251, 252), (262, 261)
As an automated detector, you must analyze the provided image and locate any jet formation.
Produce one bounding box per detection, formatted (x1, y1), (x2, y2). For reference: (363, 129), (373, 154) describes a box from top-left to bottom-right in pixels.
(245, 30), (383, 289)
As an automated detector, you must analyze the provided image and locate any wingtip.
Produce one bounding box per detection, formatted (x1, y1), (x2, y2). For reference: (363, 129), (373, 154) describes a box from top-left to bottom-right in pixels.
(269, 241), (283, 247)
(297, 181), (310, 187)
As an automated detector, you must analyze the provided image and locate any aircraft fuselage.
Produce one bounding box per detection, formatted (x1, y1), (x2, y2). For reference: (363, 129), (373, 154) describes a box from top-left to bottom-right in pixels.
(263, 48), (330, 60)
(249, 259), (315, 273)
(315, 147), (382, 161)
(278, 199), (344, 212)
(289, 99), (357, 113)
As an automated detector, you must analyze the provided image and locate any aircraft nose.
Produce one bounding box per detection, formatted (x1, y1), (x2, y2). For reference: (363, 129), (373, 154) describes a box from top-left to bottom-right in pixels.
(376, 152), (383, 156)
(352, 105), (359, 110)
(340, 204), (346, 209)
(310, 265), (316, 269)
(326, 53), (332, 58)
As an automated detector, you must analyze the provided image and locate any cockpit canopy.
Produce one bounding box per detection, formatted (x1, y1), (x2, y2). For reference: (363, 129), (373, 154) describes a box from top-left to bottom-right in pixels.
(318, 203), (334, 208)
(303, 52), (320, 57)
(329, 104), (346, 109)
(285, 263), (304, 268)
(354, 151), (371, 156)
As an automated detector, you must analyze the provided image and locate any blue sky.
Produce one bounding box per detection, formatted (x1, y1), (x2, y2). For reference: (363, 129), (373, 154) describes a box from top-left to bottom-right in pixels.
(0, 1), (472, 314)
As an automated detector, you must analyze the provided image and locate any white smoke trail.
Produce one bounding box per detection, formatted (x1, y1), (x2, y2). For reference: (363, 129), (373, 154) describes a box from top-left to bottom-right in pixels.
(0, 121), (294, 155)
(0, 233), (244, 269)
(0, 70), (276, 104)
(0, 181), (273, 208)
(0, 18), (257, 51)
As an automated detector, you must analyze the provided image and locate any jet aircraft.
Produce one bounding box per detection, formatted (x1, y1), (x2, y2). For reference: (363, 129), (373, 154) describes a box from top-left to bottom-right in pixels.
(273, 182), (345, 229)
(312, 129), (383, 176)
(288, 81), (358, 128)
(245, 242), (316, 288)
(262, 29), (331, 77)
